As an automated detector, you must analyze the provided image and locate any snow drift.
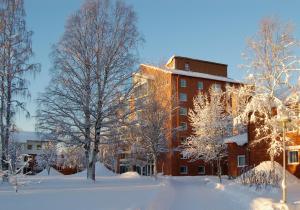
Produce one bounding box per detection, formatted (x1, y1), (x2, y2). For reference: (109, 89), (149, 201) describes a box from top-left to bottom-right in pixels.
(238, 161), (299, 187)
(119, 171), (140, 179)
(72, 162), (114, 177)
(38, 167), (62, 176)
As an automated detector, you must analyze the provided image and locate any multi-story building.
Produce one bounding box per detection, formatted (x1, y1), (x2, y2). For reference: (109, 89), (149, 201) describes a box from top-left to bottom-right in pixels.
(132, 55), (242, 176)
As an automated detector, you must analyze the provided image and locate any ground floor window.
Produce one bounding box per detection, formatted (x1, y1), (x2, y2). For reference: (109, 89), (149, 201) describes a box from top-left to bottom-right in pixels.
(237, 155), (246, 167)
(288, 150), (299, 164)
(198, 166), (205, 175)
(180, 165), (188, 174)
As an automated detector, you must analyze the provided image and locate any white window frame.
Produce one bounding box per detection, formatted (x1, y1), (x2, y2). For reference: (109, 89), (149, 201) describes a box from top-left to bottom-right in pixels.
(180, 107), (187, 115)
(179, 93), (187, 102)
(180, 79), (187, 88)
(288, 150), (299, 165)
(180, 165), (188, 174)
(237, 155), (246, 167)
(198, 165), (205, 175)
(197, 81), (203, 90)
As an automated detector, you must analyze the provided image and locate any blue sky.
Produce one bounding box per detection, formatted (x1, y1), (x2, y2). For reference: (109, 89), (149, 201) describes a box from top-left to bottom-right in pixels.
(18, 0), (300, 131)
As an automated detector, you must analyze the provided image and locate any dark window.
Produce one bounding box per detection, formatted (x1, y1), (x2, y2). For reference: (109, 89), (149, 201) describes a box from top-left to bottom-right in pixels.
(180, 107), (187, 115)
(180, 122), (187, 131)
(237, 155), (246, 167)
(198, 166), (205, 175)
(180, 165), (188, 174)
(288, 151), (299, 164)
(36, 144), (42, 150)
(27, 144), (32, 150)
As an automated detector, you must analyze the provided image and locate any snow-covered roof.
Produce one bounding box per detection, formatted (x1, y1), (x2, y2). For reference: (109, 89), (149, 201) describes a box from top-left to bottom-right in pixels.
(223, 133), (248, 146)
(11, 131), (47, 143)
(140, 64), (241, 84)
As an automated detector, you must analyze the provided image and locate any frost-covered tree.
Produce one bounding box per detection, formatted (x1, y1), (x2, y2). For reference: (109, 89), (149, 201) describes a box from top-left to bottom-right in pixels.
(132, 75), (176, 177)
(36, 141), (57, 175)
(182, 88), (232, 183)
(36, 0), (141, 180)
(232, 17), (300, 160)
(0, 0), (40, 170)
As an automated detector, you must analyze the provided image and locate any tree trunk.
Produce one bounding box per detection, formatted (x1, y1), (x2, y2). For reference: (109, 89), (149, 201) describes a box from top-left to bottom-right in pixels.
(153, 156), (157, 178)
(0, 75), (5, 170)
(217, 158), (222, 183)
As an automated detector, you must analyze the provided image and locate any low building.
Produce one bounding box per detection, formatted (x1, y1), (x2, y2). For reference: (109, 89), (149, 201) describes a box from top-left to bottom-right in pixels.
(11, 131), (50, 173)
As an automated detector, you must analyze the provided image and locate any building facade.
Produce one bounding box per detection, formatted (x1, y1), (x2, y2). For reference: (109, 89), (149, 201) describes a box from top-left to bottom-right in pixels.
(131, 55), (241, 176)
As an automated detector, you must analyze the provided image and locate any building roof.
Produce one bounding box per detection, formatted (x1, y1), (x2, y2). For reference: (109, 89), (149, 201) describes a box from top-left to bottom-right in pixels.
(11, 131), (48, 143)
(166, 55), (228, 67)
(140, 64), (241, 84)
(223, 133), (248, 146)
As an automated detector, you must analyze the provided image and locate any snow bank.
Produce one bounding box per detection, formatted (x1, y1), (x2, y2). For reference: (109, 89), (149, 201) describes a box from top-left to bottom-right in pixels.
(253, 161), (299, 185)
(73, 162), (114, 177)
(239, 161), (299, 185)
(38, 167), (62, 176)
(119, 171), (140, 179)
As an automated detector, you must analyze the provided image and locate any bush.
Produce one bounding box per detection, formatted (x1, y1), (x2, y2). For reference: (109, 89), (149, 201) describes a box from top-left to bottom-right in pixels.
(236, 166), (280, 190)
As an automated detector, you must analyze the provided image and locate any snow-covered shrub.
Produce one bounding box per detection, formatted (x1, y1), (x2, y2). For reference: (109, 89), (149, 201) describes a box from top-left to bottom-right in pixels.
(237, 166), (280, 190)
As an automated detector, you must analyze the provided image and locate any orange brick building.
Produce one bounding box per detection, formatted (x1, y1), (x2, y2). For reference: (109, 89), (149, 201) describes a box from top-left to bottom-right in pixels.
(132, 55), (242, 176)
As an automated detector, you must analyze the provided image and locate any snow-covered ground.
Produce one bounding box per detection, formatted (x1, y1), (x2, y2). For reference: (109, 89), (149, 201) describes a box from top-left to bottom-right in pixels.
(1, 163), (300, 210)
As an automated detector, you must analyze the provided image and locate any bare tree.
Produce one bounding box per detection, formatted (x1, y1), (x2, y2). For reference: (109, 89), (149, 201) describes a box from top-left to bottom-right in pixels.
(232, 17), (300, 161)
(181, 88), (232, 183)
(36, 141), (57, 175)
(36, 0), (141, 180)
(131, 71), (176, 177)
(0, 0), (40, 170)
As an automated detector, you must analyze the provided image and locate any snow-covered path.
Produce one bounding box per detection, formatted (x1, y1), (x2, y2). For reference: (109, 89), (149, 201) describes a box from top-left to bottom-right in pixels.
(147, 177), (248, 210)
(0, 174), (299, 210)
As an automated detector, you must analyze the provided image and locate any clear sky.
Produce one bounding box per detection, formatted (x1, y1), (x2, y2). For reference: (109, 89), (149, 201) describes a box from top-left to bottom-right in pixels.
(18, 0), (300, 131)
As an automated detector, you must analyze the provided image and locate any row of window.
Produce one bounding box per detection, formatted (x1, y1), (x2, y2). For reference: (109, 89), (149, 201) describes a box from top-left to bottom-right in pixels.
(27, 144), (42, 150)
(180, 165), (205, 175)
(180, 79), (221, 90)
(180, 79), (204, 90)
(236, 150), (299, 168)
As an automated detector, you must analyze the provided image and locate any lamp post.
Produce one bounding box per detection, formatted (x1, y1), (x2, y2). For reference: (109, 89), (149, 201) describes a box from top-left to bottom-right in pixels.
(278, 114), (290, 204)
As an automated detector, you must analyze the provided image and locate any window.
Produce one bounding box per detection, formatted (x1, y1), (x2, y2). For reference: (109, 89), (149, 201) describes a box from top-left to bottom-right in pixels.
(198, 81), (203, 90)
(237, 155), (246, 167)
(179, 93), (187, 102)
(180, 79), (187, 87)
(180, 122), (187, 131)
(198, 166), (205, 175)
(27, 144), (32, 150)
(36, 144), (42, 150)
(180, 165), (188, 174)
(180, 107), (187, 115)
(213, 83), (221, 91)
(180, 137), (186, 144)
(184, 63), (190, 71)
(288, 151), (299, 164)
(180, 154), (188, 160)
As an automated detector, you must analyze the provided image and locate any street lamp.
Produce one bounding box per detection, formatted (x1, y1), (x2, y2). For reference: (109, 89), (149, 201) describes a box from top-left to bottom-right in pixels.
(277, 114), (291, 204)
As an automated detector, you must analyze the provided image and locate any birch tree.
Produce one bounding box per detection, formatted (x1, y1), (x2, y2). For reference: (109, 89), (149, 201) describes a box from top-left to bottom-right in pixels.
(131, 73), (176, 177)
(0, 0), (40, 170)
(181, 88), (232, 183)
(36, 0), (141, 180)
(231, 17), (300, 160)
